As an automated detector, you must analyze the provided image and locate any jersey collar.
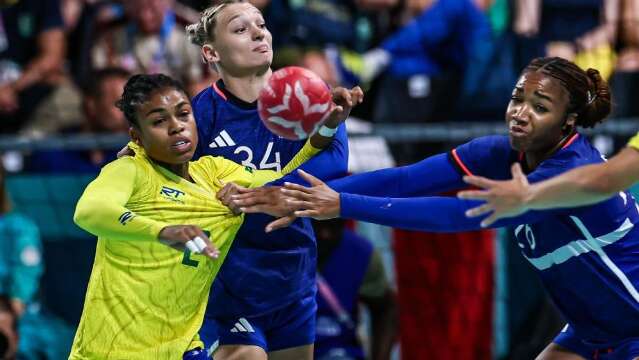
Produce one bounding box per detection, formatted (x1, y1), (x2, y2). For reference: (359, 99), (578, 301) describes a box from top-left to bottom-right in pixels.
(212, 80), (257, 110)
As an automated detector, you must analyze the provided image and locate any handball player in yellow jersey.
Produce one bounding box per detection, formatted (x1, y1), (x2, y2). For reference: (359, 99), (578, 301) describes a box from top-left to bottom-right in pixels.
(68, 73), (334, 359)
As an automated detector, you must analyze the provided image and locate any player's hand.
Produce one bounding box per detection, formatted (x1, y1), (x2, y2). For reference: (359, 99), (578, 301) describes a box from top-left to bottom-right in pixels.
(323, 86), (364, 128)
(280, 169), (340, 220)
(217, 182), (248, 215)
(117, 145), (135, 158)
(230, 186), (294, 217)
(457, 163), (531, 227)
(158, 225), (220, 259)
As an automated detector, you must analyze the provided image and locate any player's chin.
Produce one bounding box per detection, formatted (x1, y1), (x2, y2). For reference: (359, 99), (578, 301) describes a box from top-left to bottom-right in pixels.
(508, 136), (529, 152)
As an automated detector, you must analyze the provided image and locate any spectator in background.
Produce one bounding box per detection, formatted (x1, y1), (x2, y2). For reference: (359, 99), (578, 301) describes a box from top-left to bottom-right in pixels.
(328, 0), (492, 123)
(0, 0), (67, 133)
(91, 0), (209, 95)
(313, 219), (397, 360)
(264, 0), (398, 86)
(26, 68), (130, 173)
(0, 162), (74, 359)
(513, 0), (617, 78)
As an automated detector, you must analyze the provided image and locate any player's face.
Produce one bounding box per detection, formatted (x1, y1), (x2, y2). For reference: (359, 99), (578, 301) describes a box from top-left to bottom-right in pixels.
(211, 3), (273, 75)
(505, 71), (571, 153)
(133, 88), (198, 165)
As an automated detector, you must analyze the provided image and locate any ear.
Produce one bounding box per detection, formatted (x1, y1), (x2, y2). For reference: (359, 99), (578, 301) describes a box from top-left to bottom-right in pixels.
(84, 97), (96, 118)
(563, 113), (577, 133)
(129, 127), (142, 145)
(202, 44), (220, 64)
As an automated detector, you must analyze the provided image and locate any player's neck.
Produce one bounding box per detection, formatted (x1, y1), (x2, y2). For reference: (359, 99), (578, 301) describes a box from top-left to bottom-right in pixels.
(158, 161), (192, 182)
(525, 131), (576, 170)
(220, 68), (272, 103)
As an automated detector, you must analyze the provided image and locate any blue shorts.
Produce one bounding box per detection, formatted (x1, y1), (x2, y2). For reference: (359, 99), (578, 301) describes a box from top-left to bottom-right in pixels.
(554, 325), (639, 360)
(198, 294), (317, 353)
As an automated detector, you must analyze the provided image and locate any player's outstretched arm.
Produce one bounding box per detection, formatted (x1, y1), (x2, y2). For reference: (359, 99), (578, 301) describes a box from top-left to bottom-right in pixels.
(458, 146), (639, 226)
(74, 159), (219, 259)
(262, 169), (546, 232)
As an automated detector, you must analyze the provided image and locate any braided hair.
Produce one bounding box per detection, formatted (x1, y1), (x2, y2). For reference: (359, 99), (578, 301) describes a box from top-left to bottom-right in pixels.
(115, 74), (187, 127)
(186, 0), (248, 46)
(524, 57), (612, 128)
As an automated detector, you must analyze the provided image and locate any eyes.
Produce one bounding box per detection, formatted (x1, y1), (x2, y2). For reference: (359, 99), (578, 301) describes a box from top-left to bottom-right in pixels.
(151, 110), (192, 126)
(510, 95), (549, 114)
(232, 21), (267, 34)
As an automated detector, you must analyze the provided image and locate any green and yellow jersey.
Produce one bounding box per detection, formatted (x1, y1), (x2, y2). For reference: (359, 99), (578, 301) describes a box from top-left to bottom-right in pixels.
(69, 142), (317, 359)
(628, 132), (639, 151)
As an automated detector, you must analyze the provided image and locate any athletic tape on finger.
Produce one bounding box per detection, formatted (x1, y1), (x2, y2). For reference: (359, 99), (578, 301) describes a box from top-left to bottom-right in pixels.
(185, 240), (200, 253)
(193, 236), (208, 252)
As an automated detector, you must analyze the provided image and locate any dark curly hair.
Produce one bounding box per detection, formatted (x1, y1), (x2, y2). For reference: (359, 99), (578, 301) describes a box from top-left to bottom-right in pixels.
(523, 57), (611, 128)
(115, 74), (187, 127)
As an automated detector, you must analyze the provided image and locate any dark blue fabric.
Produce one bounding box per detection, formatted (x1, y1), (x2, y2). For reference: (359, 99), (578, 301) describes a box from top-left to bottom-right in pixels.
(338, 134), (639, 343)
(315, 230), (372, 359)
(191, 81), (348, 319)
(381, 0), (491, 78)
(330, 153), (464, 197)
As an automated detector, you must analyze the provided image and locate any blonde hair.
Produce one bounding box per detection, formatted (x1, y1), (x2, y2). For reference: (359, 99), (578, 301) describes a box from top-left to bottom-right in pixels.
(186, 0), (248, 46)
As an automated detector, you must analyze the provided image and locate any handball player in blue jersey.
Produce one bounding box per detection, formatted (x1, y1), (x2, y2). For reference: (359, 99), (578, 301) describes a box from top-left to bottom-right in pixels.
(237, 57), (639, 359)
(182, 1), (363, 359)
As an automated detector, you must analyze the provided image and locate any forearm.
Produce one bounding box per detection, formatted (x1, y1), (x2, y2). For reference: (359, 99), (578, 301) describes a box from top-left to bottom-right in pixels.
(74, 194), (168, 242)
(525, 146), (639, 209)
(340, 194), (539, 231)
(329, 153), (464, 197)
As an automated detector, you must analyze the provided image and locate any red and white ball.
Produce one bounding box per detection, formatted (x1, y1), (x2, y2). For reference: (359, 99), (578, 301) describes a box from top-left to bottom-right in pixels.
(258, 66), (333, 140)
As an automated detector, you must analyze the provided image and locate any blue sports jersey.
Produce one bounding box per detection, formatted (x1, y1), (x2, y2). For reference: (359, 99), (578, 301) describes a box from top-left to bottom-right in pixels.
(192, 80), (349, 317)
(455, 135), (639, 343)
(338, 134), (639, 344)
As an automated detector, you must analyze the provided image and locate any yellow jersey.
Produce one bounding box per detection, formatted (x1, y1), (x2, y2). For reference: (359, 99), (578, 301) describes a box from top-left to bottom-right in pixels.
(69, 142), (317, 359)
(628, 132), (639, 150)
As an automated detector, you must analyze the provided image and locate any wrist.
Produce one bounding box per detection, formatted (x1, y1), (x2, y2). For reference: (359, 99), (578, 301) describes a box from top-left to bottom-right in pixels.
(317, 124), (338, 137)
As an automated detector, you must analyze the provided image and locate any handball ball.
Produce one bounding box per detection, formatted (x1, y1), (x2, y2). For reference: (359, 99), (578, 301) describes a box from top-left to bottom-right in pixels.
(258, 66), (333, 140)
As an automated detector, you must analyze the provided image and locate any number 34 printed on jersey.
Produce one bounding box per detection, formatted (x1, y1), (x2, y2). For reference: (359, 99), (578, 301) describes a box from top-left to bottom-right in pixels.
(234, 142), (281, 172)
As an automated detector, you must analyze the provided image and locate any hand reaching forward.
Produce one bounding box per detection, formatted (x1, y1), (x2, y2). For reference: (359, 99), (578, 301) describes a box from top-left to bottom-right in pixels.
(158, 225), (220, 259)
(457, 163), (531, 227)
(279, 169), (340, 220)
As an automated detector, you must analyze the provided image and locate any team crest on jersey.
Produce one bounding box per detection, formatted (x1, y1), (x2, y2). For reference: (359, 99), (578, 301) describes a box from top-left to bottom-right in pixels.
(160, 186), (186, 203)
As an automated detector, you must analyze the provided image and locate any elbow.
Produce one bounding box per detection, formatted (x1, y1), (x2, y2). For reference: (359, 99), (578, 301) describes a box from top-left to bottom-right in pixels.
(73, 200), (92, 229)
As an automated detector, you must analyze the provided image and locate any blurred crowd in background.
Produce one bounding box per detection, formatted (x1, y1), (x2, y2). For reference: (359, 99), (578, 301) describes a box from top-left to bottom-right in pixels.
(1, 0), (639, 359)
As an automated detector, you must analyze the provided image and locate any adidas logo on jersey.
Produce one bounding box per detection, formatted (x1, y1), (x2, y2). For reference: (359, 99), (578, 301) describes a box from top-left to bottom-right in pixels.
(209, 130), (236, 148)
(229, 317), (255, 333)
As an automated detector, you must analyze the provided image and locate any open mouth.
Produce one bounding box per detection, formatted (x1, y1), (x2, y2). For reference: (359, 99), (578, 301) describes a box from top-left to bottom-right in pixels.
(509, 123), (528, 138)
(172, 139), (192, 152)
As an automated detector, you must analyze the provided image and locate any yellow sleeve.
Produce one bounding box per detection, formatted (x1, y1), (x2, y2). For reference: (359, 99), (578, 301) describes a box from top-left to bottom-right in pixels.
(213, 140), (321, 188)
(280, 140), (321, 175)
(73, 158), (170, 242)
(628, 132), (639, 151)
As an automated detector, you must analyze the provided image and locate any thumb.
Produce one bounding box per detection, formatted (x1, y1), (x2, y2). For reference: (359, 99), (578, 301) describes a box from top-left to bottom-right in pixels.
(511, 163), (527, 184)
(298, 169), (323, 186)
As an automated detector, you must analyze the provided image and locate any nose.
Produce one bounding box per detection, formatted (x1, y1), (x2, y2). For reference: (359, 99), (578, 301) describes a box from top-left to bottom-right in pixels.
(168, 117), (185, 135)
(251, 24), (265, 41)
(510, 103), (529, 125)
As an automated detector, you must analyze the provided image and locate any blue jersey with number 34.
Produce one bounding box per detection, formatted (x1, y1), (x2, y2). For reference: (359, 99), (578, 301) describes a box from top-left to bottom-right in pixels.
(192, 80), (349, 317)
